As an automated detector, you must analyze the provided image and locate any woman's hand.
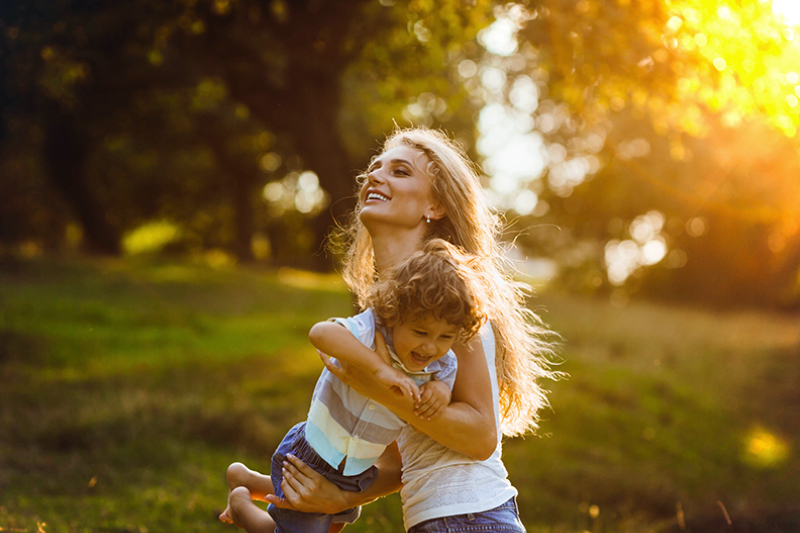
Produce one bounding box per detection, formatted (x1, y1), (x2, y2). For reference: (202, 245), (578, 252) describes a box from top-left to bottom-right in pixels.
(265, 445), (403, 513)
(264, 454), (350, 515)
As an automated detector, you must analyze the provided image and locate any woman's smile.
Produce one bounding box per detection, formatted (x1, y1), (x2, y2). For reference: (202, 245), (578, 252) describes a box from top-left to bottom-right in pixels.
(364, 189), (391, 203)
(359, 145), (437, 229)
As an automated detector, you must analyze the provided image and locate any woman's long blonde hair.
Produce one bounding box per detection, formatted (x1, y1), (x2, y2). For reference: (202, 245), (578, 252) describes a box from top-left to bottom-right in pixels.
(335, 128), (559, 437)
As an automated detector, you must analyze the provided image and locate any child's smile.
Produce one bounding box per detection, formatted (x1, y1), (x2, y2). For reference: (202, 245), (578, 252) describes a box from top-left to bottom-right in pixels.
(391, 314), (460, 372)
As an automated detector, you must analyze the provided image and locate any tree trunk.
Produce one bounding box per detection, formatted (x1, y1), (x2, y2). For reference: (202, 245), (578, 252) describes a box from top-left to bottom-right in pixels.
(286, 68), (359, 271)
(41, 99), (120, 255)
(203, 126), (256, 263)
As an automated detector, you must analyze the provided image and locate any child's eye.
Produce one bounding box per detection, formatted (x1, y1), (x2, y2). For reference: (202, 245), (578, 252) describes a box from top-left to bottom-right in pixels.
(440, 335), (454, 341)
(413, 330), (427, 336)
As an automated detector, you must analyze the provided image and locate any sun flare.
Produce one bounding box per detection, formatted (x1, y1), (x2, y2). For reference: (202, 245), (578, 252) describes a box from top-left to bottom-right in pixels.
(773, 0), (800, 26)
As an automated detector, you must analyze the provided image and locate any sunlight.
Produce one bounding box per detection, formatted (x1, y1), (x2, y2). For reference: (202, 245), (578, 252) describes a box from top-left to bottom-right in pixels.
(605, 211), (668, 284)
(122, 220), (180, 255)
(773, 0), (800, 26)
(659, 1), (800, 136)
(742, 426), (790, 468)
(478, 17), (519, 56)
(277, 268), (347, 292)
(263, 170), (329, 216)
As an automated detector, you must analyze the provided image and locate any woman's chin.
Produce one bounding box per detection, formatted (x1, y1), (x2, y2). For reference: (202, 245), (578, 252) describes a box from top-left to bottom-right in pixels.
(360, 210), (421, 231)
(358, 209), (384, 231)
(358, 207), (382, 224)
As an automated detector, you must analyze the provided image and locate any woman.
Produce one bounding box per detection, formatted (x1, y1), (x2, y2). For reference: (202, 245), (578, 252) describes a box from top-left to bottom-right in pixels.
(230, 128), (558, 532)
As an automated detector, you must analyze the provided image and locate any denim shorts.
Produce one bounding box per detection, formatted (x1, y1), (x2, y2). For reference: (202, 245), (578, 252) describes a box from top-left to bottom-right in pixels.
(407, 498), (526, 533)
(267, 422), (378, 533)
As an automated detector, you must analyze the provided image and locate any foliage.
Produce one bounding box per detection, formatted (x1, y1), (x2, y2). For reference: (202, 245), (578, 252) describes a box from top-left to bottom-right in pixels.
(0, 0), (493, 266)
(3, 0), (800, 305)
(482, 0), (800, 307)
(523, 0), (800, 136)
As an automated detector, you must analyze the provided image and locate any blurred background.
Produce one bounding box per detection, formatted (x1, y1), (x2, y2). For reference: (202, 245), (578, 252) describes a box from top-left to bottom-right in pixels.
(1, 0), (799, 532)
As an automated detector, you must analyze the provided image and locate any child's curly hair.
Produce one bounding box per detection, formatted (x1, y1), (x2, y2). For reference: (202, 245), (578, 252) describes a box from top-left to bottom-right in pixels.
(367, 239), (487, 342)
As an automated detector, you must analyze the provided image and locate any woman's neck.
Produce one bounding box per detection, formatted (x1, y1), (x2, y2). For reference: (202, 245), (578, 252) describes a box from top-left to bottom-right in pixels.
(371, 226), (426, 277)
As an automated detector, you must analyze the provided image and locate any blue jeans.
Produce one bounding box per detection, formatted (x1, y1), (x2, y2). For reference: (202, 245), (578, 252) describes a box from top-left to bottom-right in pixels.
(267, 422), (378, 533)
(408, 498), (526, 533)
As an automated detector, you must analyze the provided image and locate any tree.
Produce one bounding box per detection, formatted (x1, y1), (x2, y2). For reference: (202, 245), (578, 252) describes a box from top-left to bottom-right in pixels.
(1, 0), (494, 266)
(473, 0), (800, 307)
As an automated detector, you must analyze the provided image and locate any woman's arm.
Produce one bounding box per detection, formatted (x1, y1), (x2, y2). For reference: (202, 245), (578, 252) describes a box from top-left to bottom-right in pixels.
(265, 442), (404, 513)
(322, 332), (497, 461)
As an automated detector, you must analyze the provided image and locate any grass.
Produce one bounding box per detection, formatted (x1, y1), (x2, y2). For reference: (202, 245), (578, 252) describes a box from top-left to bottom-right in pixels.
(1, 256), (799, 532)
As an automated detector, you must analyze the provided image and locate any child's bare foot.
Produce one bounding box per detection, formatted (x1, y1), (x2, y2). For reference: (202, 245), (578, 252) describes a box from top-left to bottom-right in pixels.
(219, 506), (233, 524)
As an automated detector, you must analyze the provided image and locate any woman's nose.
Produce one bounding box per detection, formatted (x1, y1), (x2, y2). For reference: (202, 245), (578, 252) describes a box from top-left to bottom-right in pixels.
(368, 170), (384, 184)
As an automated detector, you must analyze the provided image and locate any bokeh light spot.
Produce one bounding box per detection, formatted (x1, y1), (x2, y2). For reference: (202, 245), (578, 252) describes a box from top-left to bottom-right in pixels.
(478, 17), (519, 57)
(686, 217), (708, 237)
(742, 426), (790, 468)
(263, 181), (284, 202)
(666, 16), (683, 33)
(458, 59), (478, 78)
(514, 189), (538, 215)
(694, 33), (708, 47)
(260, 152), (282, 173)
(123, 221), (181, 255)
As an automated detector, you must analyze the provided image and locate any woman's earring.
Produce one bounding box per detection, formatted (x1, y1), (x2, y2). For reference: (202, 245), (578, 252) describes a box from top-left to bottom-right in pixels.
(426, 214), (431, 224)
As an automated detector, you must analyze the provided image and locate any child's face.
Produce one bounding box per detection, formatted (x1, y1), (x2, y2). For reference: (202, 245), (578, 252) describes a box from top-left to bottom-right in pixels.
(391, 314), (460, 372)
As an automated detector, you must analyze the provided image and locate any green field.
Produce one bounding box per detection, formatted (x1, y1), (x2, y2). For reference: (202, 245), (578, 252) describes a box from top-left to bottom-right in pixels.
(1, 257), (799, 532)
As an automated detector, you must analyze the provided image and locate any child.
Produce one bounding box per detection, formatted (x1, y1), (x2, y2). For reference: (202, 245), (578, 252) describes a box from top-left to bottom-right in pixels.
(220, 239), (486, 533)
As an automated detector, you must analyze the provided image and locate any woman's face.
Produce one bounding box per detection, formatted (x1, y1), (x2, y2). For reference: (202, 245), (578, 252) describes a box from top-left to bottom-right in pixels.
(359, 145), (441, 230)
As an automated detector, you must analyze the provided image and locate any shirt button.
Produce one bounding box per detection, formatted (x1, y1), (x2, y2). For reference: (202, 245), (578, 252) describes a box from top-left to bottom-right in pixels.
(368, 402), (376, 411)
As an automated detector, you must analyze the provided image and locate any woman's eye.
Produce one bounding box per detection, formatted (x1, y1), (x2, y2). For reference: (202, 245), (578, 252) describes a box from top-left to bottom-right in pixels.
(393, 168), (409, 176)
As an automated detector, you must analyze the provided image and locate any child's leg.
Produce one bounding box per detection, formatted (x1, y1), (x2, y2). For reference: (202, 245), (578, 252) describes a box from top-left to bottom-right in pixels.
(221, 462), (274, 523)
(228, 462), (274, 500)
(229, 486), (277, 532)
(223, 459), (349, 533)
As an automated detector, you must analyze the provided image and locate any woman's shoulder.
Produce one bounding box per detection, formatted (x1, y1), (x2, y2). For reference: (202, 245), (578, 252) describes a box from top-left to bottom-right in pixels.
(479, 321), (496, 365)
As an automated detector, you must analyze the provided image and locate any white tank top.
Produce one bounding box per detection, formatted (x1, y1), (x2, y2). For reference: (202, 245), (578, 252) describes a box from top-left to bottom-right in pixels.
(397, 322), (518, 530)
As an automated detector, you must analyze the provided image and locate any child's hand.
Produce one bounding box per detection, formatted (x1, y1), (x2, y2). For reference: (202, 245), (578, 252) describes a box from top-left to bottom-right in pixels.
(414, 380), (451, 420)
(374, 365), (420, 401)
